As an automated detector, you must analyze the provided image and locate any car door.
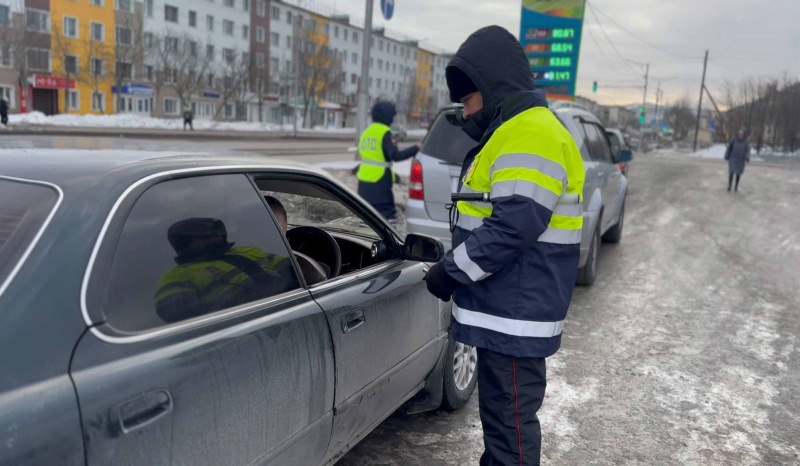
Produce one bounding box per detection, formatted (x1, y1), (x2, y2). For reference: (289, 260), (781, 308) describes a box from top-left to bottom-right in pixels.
(253, 174), (442, 460)
(582, 121), (621, 232)
(71, 173), (334, 466)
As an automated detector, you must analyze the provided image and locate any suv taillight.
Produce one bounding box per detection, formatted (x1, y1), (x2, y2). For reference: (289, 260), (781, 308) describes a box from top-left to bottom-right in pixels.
(409, 158), (424, 200)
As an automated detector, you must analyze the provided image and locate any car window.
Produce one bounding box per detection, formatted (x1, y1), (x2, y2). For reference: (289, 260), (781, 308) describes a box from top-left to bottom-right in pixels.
(606, 132), (623, 157)
(583, 123), (614, 163)
(420, 110), (477, 165)
(0, 179), (59, 290)
(570, 117), (592, 162)
(101, 174), (300, 332)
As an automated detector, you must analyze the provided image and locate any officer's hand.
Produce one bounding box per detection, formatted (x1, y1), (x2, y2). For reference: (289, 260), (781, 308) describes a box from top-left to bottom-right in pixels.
(424, 261), (459, 302)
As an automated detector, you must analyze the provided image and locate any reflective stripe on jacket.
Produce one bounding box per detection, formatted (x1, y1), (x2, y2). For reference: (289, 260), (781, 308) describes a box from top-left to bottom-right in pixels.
(357, 122), (392, 183)
(445, 105), (585, 358)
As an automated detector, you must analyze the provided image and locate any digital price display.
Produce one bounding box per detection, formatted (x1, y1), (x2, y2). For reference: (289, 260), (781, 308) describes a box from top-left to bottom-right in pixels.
(519, 0), (586, 99)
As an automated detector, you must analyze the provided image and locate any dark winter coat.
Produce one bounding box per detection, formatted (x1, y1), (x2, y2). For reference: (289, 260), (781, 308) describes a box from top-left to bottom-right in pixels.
(0, 99), (8, 116)
(725, 138), (750, 175)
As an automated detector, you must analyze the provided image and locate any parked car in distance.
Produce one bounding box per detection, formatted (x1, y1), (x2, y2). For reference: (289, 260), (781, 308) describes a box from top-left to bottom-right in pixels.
(406, 106), (632, 286)
(0, 150), (478, 466)
(606, 128), (632, 176)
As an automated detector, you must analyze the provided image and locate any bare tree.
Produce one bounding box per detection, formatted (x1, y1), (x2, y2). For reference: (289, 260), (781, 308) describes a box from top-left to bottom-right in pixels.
(214, 49), (249, 120)
(666, 97), (695, 141)
(293, 23), (344, 128)
(112, 11), (146, 113)
(0, 9), (35, 110)
(151, 31), (212, 115)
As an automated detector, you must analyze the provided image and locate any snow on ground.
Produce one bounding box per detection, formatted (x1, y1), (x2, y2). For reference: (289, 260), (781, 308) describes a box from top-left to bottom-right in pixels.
(688, 143), (799, 161)
(407, 129), (428, 138)
(689, 143), (727, 159)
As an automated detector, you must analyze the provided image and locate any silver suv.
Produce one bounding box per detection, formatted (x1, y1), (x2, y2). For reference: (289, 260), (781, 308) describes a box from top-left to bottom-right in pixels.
(406, 106), (631, 285)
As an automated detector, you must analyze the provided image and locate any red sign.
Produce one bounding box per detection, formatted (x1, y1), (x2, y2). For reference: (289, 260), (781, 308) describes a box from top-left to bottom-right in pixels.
(33, 74), (75, 90)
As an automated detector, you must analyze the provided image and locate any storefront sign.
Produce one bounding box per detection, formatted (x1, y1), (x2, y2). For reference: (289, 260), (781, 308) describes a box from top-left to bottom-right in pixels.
(112, 84), (154, 96)
(32, 74), (75, 90)
(201, 90), (221, 99)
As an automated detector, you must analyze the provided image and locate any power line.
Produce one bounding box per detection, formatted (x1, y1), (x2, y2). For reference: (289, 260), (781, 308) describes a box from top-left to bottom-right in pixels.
(583, 22), (637, 80)
(585, 3), (642, 75)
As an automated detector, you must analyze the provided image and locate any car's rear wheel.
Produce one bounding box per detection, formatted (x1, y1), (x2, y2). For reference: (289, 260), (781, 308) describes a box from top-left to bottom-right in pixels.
(602, 199), (625, 244)
(576, 225), (600, 286)
(441, 337), (477, 411)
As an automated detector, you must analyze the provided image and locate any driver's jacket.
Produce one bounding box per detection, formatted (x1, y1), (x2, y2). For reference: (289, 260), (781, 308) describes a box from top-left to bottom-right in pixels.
(154, 246), (291, 323)
(444, 100), (585, 358)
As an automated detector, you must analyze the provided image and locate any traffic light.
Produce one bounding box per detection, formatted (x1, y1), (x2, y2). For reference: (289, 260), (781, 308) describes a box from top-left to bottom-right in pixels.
(592, 81), (597, 93)
(639, 106), (646, 125)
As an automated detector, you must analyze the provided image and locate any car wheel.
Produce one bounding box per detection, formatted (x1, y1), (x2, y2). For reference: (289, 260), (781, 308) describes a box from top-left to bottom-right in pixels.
(576, 224), (600, 286)
(602, 199), (624, 244)
(441, 337), (478, 411)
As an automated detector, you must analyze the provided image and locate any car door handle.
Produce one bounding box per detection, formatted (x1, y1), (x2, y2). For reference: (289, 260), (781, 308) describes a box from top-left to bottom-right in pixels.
(341, 308), (365, 333)
(112, 389), (173, 435)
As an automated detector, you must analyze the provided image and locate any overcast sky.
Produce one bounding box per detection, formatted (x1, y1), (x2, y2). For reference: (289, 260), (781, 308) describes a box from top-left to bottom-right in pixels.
(296, 0), (800, 107)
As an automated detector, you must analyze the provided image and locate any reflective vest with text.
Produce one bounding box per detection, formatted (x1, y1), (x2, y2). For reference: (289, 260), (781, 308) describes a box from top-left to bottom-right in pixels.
(357, 122), (392, 183)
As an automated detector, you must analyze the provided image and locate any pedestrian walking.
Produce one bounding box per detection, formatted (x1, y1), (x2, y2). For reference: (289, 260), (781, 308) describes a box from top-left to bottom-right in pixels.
(183, 108), (194, 131)
(725, 129), (750, 192)
(356, 101), (419, 221)
(0, 98), (9, 126)
(424, 26), (585, 465)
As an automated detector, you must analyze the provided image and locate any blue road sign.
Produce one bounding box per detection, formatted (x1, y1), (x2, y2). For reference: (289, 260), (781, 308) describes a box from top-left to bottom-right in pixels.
(380, 0), (394, 20)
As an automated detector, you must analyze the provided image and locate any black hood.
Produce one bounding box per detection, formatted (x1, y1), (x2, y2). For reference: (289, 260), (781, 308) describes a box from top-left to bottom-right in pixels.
(446, 26), (535, 111)
(371, 101), (396, 126)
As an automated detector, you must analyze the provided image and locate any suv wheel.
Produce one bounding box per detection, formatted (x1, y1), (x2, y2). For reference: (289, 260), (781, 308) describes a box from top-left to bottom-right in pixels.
(441, 337), (478, 410)
(602, 200), (625, 244)
(576, 225), (600, 286)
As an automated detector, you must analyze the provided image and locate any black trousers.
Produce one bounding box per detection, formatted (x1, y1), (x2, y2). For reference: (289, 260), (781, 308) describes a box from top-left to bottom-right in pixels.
(478, 348), (547, 466)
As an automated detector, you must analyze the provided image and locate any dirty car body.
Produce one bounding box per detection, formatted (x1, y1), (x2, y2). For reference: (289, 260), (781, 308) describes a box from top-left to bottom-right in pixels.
(0, 150), (463, 466)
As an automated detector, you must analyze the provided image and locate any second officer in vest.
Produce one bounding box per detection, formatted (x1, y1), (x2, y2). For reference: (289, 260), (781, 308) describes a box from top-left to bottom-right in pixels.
(424, 26), (585, 465)
(357, 101), (419, 221)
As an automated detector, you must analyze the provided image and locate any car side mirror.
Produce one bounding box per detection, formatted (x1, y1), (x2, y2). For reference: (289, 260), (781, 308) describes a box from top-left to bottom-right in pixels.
(403, 234), (444, 262)
(616, 149), (633, 163)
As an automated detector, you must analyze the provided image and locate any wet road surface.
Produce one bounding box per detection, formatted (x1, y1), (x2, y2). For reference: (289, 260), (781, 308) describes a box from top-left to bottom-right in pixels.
(338, 151), (800, 465)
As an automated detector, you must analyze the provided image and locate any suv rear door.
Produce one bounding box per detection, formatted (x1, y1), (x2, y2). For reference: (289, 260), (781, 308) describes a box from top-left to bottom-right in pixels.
(415, 110), (478, 221)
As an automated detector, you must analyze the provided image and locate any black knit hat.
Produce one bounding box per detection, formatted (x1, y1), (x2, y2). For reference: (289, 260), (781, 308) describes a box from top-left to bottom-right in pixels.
(446, 66), (478, 103)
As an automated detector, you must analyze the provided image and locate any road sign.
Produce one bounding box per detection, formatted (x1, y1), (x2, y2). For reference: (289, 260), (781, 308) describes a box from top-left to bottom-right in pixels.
(519, 0), (587, 99)
(380, 0), (394, 20)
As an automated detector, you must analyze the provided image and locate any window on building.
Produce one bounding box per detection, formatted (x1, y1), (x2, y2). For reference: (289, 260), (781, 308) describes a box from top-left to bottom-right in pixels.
(377, 78), (382, 88)
(334, 24), (339, 38)
(269, 57), (278, 71)
(352, 53), (357, 64)
(143, 32), (153, 48)
(91, 58), (104, 76)
(283, 60), (291, 73)
(271, 5), (279, 19)
(90, 22), (104, 41)
(369, 77), (372, 87)
(64, 54), (78, 74)
(206, 44), (214, 59)
(27, 48), (50, 71)
(145, 65), (153, 81)
(353, 31), (359, 44)
(256, 26), (265, 43)
(243, 0), (249, 12)
(343, 28), (348, 41)
(116, 26), (132, 45)
(256, 53), (265, 69)
(164, 98), (178, 114)
(206, 15), (214, 31)
(26, 9), (50, 33)
(63, 17), (77, 38)
(164, 5), (178, 23)
(144, 0), (152, 16)
(392, 63), (396, 73)
(256, 0), (266, 17)
(0, 5), (10, 25)
(207, 73), (214, 87)
(377, 58), (382, 70)
(351, 73), (356, 85)
(164, 68), (176, 84)
(66, 89), (79, 110)
(369, 57), (373, 68)
(271, 31), (279, 44)
(116, 61), (133, 79)
(223, 19), (234, 36)
(285, 36), (290, 49)
(223, 48), (235, 63)
(378, 40), (383, 52)
(116, 0), (132, 12)
(188, 40), (198, 57)
(92, 92), (105, 112)
(286, 10), (292, 24)
(0, 44), (10, 67)
(188, 10), (196, 26)
(165, 36), (178, 53)
(223, 0), (234, 7)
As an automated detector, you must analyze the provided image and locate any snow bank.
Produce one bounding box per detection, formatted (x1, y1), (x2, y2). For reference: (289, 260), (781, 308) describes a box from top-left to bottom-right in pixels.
(407, 129), (428, 138)
(689, 143), (727, 159)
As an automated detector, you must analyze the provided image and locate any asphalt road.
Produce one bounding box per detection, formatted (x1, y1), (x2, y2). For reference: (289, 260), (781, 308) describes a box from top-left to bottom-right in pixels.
(337, 151), (800, 465)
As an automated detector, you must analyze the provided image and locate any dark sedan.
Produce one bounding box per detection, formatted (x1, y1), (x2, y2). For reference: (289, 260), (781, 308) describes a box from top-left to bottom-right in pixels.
(0, 150), (478, 465)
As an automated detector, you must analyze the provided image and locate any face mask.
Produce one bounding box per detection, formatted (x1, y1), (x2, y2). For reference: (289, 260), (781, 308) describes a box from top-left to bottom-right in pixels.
(460, 107), (492, 142)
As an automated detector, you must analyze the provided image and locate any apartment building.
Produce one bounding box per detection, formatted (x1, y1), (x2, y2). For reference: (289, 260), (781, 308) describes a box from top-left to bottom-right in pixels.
(0, 0), (452, 124)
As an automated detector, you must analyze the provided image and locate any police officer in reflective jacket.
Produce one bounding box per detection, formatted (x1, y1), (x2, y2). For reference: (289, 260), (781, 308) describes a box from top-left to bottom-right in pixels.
(425, 26), (585, 465)
(357, 101), (419, 221)
(155, 217), (295, 323)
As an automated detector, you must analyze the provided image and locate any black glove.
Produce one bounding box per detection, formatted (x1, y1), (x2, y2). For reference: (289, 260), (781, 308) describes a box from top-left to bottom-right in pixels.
(425, 261), (460, 302)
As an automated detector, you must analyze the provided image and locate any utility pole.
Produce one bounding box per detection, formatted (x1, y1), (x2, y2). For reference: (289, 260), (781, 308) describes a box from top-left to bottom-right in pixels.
(693, 50), (709, 151)
(640, 63), (649, 149)
(355, 0), (374, 147)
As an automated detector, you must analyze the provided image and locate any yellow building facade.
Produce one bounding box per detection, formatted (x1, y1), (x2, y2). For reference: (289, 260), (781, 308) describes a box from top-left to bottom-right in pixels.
(50, 0), (116, 115)
(412, 48), (433, 119)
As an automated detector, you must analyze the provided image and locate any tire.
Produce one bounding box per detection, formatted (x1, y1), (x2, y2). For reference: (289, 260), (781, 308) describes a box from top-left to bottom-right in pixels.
(576, 225), (600, 286)
(602, 199), (625, 244)
(441, 336), (478, 411)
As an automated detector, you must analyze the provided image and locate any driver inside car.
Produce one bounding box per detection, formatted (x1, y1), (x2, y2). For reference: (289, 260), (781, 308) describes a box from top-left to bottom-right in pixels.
(154, 217), (295, 323)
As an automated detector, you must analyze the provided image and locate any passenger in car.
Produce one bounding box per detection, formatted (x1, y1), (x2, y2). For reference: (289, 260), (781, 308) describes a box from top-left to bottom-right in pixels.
(265, 196), (288, 234)
(154, 217), (294, 323)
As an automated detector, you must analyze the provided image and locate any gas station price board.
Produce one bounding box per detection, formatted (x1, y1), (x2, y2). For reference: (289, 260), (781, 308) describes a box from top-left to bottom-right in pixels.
(519, 0), (586, 100)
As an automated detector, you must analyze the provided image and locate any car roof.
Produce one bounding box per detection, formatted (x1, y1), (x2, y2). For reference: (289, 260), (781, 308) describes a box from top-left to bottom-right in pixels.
(552, 107), (603, 124)
(0, 149), (323, 194)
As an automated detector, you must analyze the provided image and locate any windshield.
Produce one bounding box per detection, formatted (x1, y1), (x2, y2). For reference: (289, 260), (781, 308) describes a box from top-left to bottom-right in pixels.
(265, 192), (379, 238)
(420, 110), (478, 165)
(0, 180), (60, 292)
